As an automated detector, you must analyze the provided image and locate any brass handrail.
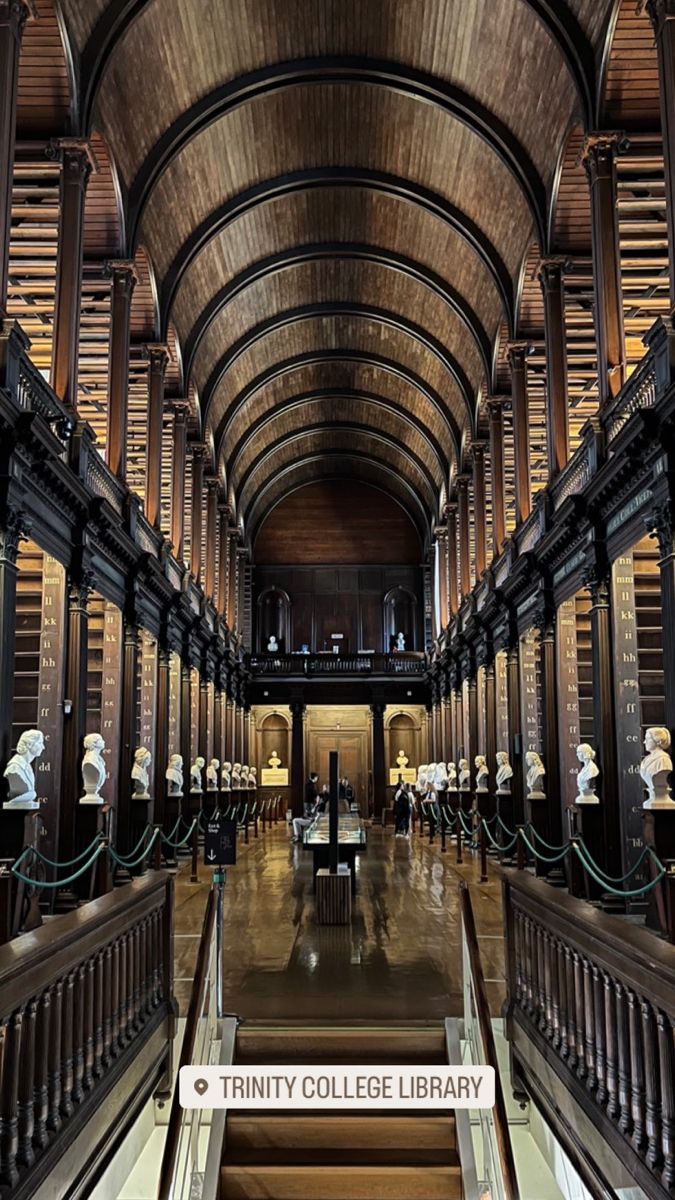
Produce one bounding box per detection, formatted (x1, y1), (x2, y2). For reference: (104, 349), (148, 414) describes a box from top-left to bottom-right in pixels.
(157, 886), (218, 1200)
(459, 881), (520, 1200)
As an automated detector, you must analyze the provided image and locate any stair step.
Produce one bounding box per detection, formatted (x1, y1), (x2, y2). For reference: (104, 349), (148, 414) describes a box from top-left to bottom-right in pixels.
(225, 1113), (457, 1164)
(220, 1164), (463, 1199)
(235, 1026), (446, 1065)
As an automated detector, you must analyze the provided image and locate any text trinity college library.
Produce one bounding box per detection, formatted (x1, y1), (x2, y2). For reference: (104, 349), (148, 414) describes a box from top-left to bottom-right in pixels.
(5, 1), (675, 1198)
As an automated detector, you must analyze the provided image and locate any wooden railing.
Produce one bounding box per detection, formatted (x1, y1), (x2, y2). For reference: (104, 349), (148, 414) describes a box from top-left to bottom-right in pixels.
(248, 652), (426, 676)
(503, 868), (675, 1199)
(0, 871), (174, 1193)
(460, 883), (519, 1200)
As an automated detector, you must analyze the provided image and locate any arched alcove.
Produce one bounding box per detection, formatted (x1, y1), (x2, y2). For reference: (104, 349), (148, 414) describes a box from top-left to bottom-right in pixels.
(259, 710), (291, 775)
(257, 587), (292, 652)
(383, 586), (418, 653)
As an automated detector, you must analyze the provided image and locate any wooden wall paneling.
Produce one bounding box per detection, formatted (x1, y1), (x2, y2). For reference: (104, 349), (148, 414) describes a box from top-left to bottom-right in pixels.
(100, 603), (122, 831)
(189, 667), (199, 760)
(167, 652), (181, 758)
(495, 650), (510, 756)
(136, 630), (158, 766)
(35, 553), (65, 861)
(556, 598), (581, 812)
(519, 627), (542, 755)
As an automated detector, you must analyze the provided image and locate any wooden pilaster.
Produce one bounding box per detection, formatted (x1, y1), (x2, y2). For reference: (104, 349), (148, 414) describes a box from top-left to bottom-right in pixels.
(506, 643), (524, 824)
(153, 646), (170, 828)
(538, 257), (570, 478)
(471, 441), (488, 577)
(50, 141), (94, 409)
(290, 700), (305, 818)
(506, 342), (532, 525)
(485, 658), (497, 794)
(487, 398), (507, 556)
(204, 478), (219, 601)
(59, 571), (93, 861)
(536, 614), (564, 847)
(104, 261), (136, 479)
(179, 661), (192, 815)
(190, 445), (205, 582)
(0, 505), (27, 776)
(0, 2), (29, 317)
(144, 345), (169, 529)
(434, 526), (449, 632)
(217, 503), (230, 616)
(456, 475), (471, 597)
(582, 134), (626, 405)
(645, 500), (675, 742)
(446, 502), (459, 615)
(583, 565), (620, 873)
(371, 700), (386, 818)
(117, 621), (140, 851)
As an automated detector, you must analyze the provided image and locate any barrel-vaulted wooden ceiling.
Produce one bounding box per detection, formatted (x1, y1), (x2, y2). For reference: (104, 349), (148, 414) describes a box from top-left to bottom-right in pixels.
(54, 0), (621, 541)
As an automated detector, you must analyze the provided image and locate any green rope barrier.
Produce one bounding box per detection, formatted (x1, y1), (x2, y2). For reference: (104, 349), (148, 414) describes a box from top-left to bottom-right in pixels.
(12, 842), (106, 889)
(161, 819), (197, 850)
(524, 823), (568, 853)
(575, 839), (658, 885)
(497, 815), (516, 837)
(519, 830), (569, 865)
(109, 827), (160, 869)
(573, 843), (665, 898)
(481, 819), (518, 853)
(14, 833), (102, 872)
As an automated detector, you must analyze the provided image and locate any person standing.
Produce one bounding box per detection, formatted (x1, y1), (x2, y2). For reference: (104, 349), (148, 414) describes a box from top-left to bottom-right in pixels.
(292, 772), (319, 842)
(394, 777), (411, 837)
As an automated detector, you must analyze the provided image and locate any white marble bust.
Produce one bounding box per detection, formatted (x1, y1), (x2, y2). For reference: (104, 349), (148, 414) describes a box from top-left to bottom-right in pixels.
(267, 634), (279, 652)
(166, 753), (184, 796)
(81, 733), (107, 804)
(640, 727), (674, 809)
(446, 762), (458, 790)
(416, 765), (428, 795)
(221, 760), (232, 791)
(575, 743), (600, 805)
(495, 751), (513, 794)
(131, 746), (151, 799)
(241, 764), (250, 789)
(475, 755), (488, 792)
(458, 758), (471, 790)
(190, 756), (205, 793)
(396, 631), (406, 651)
(433, 762), (447, 791)
(248, 766), (257, 790)
(526, 751), (546, 797)
(4, 729), (45, 809)
(231, 762), (242, 788)
(206, 758), (220, 791)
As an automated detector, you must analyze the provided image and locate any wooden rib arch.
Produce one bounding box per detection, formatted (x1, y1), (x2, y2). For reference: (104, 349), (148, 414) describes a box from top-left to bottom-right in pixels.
(200, 297), (478, 435)
(212, 349), (464, 465)
(167, 170), (515, 350)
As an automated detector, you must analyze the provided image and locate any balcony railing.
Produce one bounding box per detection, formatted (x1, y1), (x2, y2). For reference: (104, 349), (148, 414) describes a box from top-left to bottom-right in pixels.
(248, 652), (426, 676)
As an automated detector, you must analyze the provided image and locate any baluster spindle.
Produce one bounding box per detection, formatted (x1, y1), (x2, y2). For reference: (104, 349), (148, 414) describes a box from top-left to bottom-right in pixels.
(102, 944), (113, 1068)
(627, 988), (646, 1153)
(33, 989), (51, 1149)
(604, 972), (619, 1120)
(17, 999), (36, 1167)
(93, 951), (104, 1080)
(641, 999), (662, 1170)
(114, 936), (124, 1052)
(592, 964), (607, 1106)
(615, 982), (632, 1135)
(582, 956), (597, 1091)
(83, 958), (95, 1091)
(543, 930), (553, 1039)
(564, 944), (576, 1068)
(72, 964), (85, 1104)
(60, 971), (75, 1118)
(536, 924), (546, 1030)
(553, 938), (564, 1054)
(657, 1011), (675, 1187)
(573, 951), (586, 1080)
(0, 1012), (22, 1186)
(47, 980), (63, 1133)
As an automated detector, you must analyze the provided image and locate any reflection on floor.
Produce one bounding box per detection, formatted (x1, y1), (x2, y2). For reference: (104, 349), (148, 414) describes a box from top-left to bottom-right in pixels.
(172, 822), (505, 1020)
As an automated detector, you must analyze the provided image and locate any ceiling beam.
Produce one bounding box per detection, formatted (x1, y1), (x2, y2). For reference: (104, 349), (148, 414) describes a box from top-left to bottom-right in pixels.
(200, 297), (477, 434)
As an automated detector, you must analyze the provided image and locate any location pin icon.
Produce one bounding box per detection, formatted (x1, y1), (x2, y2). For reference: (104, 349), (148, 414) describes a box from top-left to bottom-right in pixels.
(194, 1078), (209, 1096)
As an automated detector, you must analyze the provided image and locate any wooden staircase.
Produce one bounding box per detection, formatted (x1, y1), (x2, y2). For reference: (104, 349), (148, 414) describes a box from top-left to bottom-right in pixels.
(219, 1025), (464, 1200)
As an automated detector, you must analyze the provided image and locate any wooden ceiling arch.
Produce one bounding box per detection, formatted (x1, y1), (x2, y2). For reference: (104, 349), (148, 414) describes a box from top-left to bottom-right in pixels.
(198, 302), (476, 434)
(211, 349), (464, 465)
(224, 388), (452, 483)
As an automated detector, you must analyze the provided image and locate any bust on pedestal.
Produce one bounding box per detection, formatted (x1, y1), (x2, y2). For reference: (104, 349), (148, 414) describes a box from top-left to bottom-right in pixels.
(80, 733), (107, 804)
(640, 727), (674, 809)
(495, 751), (513, 793)
(131, 747), (152, 799)
(3, 729), (44, 809)
(415, 765), (427, 796)
(395, 631), (406, 652)
(446, 762), (458, 791)
(458, 759), (471, 790)
(474, 755), (488, 792)
(166, 754), (184, 796)
(190, 756), (205, 794)
(433, 762), (447, 793)
(525, 751), (546, 799)
(206, 758), (220, 792)
(221, 760), (232, 791)
(575, 744), (600, 805)
(231, 762), (242, 790)
(241, 764), (250, 790)
(249, 767), (257, 790)
(267, 634), (279, 652)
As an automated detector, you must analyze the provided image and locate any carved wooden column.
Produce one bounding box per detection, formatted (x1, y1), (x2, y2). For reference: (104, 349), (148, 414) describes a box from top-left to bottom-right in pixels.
(582, 134), (626, 405)
(225, 527), (238, 629)
(144, 345), (169, 529)
(214, 687), (223, 764)
(0, 1), (29, 317)
(59, 571), (93, 860)
(105, 261), (136, 479)
(645, 501), (675, 739)
(50, 140), (94, 408)
(647, 1), (675, 313)
(434, 526), (449, 632)
(456, 474), (471, 597)
(471, 441), (488, 576)
(199, 675), (209, 761)
(190, 445), (205, 581)
(487, 398), (507, 556)
(170, 404), (188, 560)
(204, 478), (219, 601)
(0, 506), (27, 776)
(538, 257), (570, 478)
(228, 694), (237, 765)
(506, 643), (524, 824)
(217, 502), (230, 616)
(179, 661), (192, 821)
(290, 700), (305, 817)
(153, 645), (170, 827)
(485, 657), (497, 795)
(535, 612), (564, 848)
(236, 546), (248, 639)
(583, 565), (620, 872)
(371, 700), (386, 818)
(117, 621), (140, 850)
(447, 501), (459, 615)
(507, 342), (531, 525)
(467, 672), (478, 764)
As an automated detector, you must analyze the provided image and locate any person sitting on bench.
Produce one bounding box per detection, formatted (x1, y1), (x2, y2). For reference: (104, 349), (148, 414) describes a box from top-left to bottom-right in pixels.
(292, 772), (319, 842)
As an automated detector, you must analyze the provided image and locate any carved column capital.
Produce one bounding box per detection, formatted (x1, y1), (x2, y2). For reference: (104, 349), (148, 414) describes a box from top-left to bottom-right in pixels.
(537, 256), (569, 292)
(0, 1), (32, 37)
(455, 473), (471, 493)
(470, 439), (488, 464)
(506, 340), (531, 370)
(580, 132), (628, 183)
(144, 343), (170, 377)
(643, 0), (675, 35)
(103, 258), (137, 297)
(645, 502), (674, 559)
(433, 524), (448, 542)
(0, 505), (29, 566)
(582, 563), (610, 607)
(47, 138), (98, 189)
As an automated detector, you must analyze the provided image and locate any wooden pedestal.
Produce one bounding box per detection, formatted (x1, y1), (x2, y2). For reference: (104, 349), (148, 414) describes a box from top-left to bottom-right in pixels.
(316, 867), (352, 925)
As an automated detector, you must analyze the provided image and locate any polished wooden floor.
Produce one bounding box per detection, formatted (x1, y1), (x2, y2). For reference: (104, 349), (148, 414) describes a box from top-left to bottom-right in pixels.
(173, 823), (505, 1020)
